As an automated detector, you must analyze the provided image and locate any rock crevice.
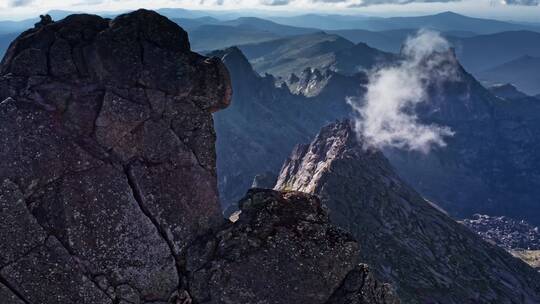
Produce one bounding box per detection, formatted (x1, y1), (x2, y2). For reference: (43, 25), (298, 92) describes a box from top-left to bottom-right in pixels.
(0, 9), (229, 304)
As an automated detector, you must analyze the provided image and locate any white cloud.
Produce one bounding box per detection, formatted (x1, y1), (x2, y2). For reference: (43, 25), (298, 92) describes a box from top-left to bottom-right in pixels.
(348, 29), (457, 153)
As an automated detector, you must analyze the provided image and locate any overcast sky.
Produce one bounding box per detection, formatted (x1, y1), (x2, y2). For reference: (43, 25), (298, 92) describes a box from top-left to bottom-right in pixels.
(1, 0), (540, 21)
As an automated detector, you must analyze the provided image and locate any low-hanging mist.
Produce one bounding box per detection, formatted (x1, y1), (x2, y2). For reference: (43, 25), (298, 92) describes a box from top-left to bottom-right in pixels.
(348, 29), (458, 153)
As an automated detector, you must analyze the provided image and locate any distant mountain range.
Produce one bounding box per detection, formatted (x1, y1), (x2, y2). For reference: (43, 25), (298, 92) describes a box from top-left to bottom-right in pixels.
(238, 32), (394, 78)
(488, 83), (531, 101)
(327, 28), (475, 53)
(2, 10), (540, 74)
(0, 33), (18, 58)
(479, 55), (540, 96)
(176, 17), (318, 51)
(450, 31), (540, 73)
(269, 11), (540, 33)
(234, 28), (540, 95)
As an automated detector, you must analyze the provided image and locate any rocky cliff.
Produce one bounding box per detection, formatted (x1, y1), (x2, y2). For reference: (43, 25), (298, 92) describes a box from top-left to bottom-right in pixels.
(0, 11), (398, 304)
(275, 121), (540, 303)
(186, 189), (400, 304)
(0, 9), (230, 303)
(286, 67), (366, 98)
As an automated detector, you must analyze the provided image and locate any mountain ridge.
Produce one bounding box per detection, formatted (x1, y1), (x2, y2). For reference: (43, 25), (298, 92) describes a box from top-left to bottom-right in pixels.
(275, 120), (540, 303)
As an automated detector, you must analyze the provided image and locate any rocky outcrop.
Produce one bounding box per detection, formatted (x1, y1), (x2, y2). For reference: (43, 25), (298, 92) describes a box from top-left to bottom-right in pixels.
(0, 9), (230, 304)
(185, 189), (400, 304)
(275, 121), (540, 304)
(286, 67), (366, 98)
(327, 264), (400, 304)
(0, 11), (399, 304)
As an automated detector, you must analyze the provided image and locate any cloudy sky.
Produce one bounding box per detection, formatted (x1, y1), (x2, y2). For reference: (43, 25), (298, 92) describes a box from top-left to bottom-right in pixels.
(1, 0), (540, 21)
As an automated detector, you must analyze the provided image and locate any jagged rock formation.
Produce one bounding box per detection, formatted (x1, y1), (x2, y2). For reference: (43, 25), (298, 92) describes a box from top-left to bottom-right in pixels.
(211, 47), (361, 209)
(275, 121), (540, 304)
(185, 189), (400, 304)
(0, 11), (398, 304)
(461, 214), (540, 250)
(327, 264), (400, 304)
(286, 67), (366, 98)
(0, 9), (231, 304)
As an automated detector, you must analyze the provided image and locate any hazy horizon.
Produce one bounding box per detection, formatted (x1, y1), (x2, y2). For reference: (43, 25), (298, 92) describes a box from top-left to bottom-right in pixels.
(1, 0), (540, 22)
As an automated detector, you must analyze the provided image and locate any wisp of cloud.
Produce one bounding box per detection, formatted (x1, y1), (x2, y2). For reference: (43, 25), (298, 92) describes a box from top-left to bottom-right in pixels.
(348, 29), (456, 153)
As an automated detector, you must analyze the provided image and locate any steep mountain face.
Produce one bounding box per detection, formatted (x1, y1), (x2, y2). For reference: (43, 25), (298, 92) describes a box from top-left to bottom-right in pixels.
(0, 10), (231, 304)
(382, 52), (540, 225)
(211, 47), (357, 209)
(0, 11), (397, 304)
(275, 121), (540, 304)
(238, 32), (395, 78)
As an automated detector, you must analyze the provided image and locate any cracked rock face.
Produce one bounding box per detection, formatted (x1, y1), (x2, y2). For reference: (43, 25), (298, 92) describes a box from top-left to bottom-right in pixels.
(275, 120), (540, 304)
(185, 189), (400, 304)
(0, 9), (230, 304)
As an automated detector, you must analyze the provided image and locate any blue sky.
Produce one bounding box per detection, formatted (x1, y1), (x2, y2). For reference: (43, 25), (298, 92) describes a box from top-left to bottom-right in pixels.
(1, 0), (540, 21)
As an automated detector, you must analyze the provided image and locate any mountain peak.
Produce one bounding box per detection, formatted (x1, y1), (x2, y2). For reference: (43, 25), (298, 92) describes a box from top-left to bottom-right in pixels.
(436, 11), (463, 17)
(275, 120), (540, 303)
